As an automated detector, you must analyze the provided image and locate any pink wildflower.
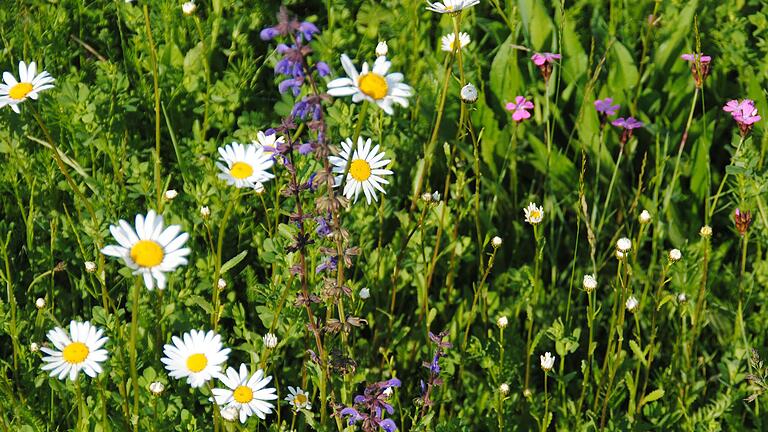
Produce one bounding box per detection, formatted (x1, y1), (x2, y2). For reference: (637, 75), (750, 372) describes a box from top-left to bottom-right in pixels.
(505, 96), (534, 122)
(594, 98), (620, 117)
(724, 99), (761, 136)
(611, 117), (643, 149)
(531, 52), (561, 82)
(681, 53), (711, 88)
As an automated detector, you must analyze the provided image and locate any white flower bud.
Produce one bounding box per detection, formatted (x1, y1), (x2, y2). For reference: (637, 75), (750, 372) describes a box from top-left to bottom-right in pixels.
(499, 383), (510, 395)
(85, 261), (97, 273)
(376, 41), (389, 57)
(200, 206), (210, 218)
(669, 248), (682, 262)
(220, 406), (239, 422)
(491, 236), (503, 248)
(35, 298), (46, 309)
(263, 333), (278, 349)
(431, 191), (441, 202)
(182, 1), (197, 15)
(700, 225), (712, 238)
(382, 386), (393, 398)
(677, 293), (687, 304)
(540, 352), (556, 372)
(460, 83), (478, 104)
(217, 278), (227, 290)
(164, 189), (178, 200)
(639, 209), (651, 224)
(421, 192), (433, 203)
(30, 342), (39, 353)
(496, 316), (508, 329)
(583, 274), (597, 293)
(359, 287), (370, 299)
(616, 237), (632, 252)
(149, 381), (165, 395)
(625, 296), (639, 312)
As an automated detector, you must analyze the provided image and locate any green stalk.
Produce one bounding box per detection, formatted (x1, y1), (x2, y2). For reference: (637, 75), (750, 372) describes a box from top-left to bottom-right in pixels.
(212, 191), (240, 330)
(709, 135), (745, 221)
(498, 326), (505, 431)
(129, 277), (142, 432)
(523, 224), (542, 394)
(576, 288), (595, 415)
(143, 4), (163, 210)
(541, 372), (549, 431)
(663, 88), (700, 216)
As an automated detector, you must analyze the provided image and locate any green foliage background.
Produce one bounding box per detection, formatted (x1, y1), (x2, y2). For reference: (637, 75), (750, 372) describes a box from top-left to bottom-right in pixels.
(3, 0), (768, 430)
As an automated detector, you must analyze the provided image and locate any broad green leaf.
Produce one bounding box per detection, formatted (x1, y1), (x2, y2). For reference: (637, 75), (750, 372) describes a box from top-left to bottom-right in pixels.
(221, 251), (248, 274)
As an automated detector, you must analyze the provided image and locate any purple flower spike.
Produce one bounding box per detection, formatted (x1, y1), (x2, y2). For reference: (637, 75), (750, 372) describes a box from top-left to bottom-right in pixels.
(612, 117), (644, 130)
(505, 96), (534, 122)
(595, 98), (620, 117)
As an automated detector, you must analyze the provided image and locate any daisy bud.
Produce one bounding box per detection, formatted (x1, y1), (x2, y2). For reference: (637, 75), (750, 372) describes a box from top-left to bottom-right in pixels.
(639, 209), (651, 224)
(84, 261), (97, 273)
(220, 406), (239, 422)
(625, 296), (639, 312)
(677, 293), (688, 304)
(583, 274), (597, 293)
(149, 381), (165, 396)
(421, 192), (433, 203)
(263, 333), (278, 349)
(217, 278), (227, 290)
(491, 236), (503, 248)
(496, 316), (508, 329)
(200, 206), (210, 218)
(540, 352), (555, 372)
(615, 250), (626, 260)
(359, 287), (371, 299)
(669, 248), (682, 263)
(431, 191), (441, 202)
(699, 225), (712, 238)
(616, 237), (632, 252)
(376, 41), (389, 57)
(35, 298), (46, 309)
(164, 189), (178, 200)
(182, 1), (197, 15)
(460, 83), (478, 104)
(30, 342), (39, 353)
(499, 383), (510, 395)
(523, 388), (532, 398)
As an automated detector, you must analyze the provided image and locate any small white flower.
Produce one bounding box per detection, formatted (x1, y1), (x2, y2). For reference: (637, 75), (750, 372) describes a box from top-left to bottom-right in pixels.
(30, 342), (39, 353)
(149, 381), (165, 395)
(496, 316), (508, 329)
(40, 321), (109, 381)
(211, 364), (278, 423)
(375, 41), (388, 57)
(217, 278), (227, 290)
(460, 83), (478, 104)
(382, 386), (394, 398)
(540, 352), (555, 372)
(700, 225), (712, 238)
(0, 61), (55, 114)
(583, 274), (597, 293)
(431, 191), (441, 202)
(216, 140), (275, 190)
(359, 287), (371, 299)
(677, 293), (688, 304)
(161, 329), (231, 388)
(326, 54), (413, 115)
(84, 261), (97, 273)
(263, 333), (278, 349)
(285, 386), (312, 411)
(425, 0), (480, 14)
(182, 1), (197, 15)
(499, 383), (510, 395)
(625, 296), (639, 312)
(616, 237), (632, 252)
(491, 236), (503, 248)
(200, 206), (211, 218)
(35, 298), (46, 309)
(220, 406), (239, 422)
(421, 192), (434, 202)
(639, 209), (651, 224)
(441, 32), (471, 52)
(616, 250), (626, 260)
(164, 189), (178, 200)
(669, 249), (682, 262)
(523, 202), (544, 225)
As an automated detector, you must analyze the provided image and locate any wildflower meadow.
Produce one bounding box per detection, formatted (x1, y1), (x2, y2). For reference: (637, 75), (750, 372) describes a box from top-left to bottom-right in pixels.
(3, 0), (768, 430)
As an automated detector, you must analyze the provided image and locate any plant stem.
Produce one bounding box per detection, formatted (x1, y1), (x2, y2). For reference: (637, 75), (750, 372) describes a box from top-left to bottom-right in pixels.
(709, 135), (746, 220)
(142, 4), (163, 210)
(211, 191), (240, 330)
(129, 277), (141, 432)
(663, 88), (699, 216)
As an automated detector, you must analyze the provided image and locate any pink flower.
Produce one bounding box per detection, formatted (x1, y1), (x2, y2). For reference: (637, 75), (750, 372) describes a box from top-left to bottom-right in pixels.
(724, 99), (761, 136)
(680, 53), (711, 63)
(611, 117), (643, 130)
(505, 96), (534, 122)
(681, 53), (711, 88)
(531, 52), (561, 66)
(594, 98), (620, 116)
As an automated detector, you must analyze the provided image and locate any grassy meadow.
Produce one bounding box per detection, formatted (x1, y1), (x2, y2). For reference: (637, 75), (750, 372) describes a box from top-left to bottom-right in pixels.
(2, 0), (768, 430)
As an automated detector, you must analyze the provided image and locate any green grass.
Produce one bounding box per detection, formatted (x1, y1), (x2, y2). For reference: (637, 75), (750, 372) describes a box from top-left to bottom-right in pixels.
(2, 0), (768, 430)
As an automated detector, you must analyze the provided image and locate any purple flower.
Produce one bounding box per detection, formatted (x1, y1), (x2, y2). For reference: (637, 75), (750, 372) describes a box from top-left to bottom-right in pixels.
(340, 378), (400, 432)
(611, 117), (644, 130)
(299, 21), (320, 40)
(681, 53), (711, 63)
(316, 256), (337, 273)
(316, 61), (330, 77)
(594, 98), (620, 116)
(531, 52), (561, 66)
(724, 99), (761, 136)
(681, 53), (711, 88)
(505, 96), (534, 122)
(734, 208), (753, 236)
(260, 27), (280, 41)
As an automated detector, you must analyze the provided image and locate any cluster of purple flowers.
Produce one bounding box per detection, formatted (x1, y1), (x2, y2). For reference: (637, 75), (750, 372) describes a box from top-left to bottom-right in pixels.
(419, 331), (452, 409)
(340, 378), (402, 432)
(723, 99), (761, 136)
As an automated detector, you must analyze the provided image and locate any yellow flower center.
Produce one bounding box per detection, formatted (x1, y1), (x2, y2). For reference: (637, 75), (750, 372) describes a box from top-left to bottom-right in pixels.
(349, 159), (372, 182)
(130, 240), (164, 268)
(186, 353), (208, 373)
(233, 385), (254, 403)
(294, 393), (308, 405)
(63, 342), (90, 364)
(230, 161), (254, 179)
(358, 73), (388, 100)
(9, 82), (33, 100)
(531, 210), (541, 220)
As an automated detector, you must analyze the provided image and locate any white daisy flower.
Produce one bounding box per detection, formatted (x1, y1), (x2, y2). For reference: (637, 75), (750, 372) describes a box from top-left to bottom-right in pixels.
(212, 364), (278, 423)
(216, 140), (275, 190)
(0, 61), (55, 113)
(161, 329), (231, 388)
(625, 296), (639, 312)
(329, 137), (393, 204)
(40, 321), (108, 381)
(425, 0), (480, 14)
(616, 237), (632, 253)
(540, 351), (555, 372)
(326, 54), (413, 115)
(523, 202), (544, 225)
(441, 32), (471, 52)
(101, 210), (190, 290)
(285, 386), (312, 411)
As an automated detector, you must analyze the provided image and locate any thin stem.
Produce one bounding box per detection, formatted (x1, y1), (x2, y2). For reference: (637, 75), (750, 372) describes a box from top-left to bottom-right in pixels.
(212, 191), (240, 330)
(129, 277), (141, 432)
(142, 4), (163, 210)
(542, 374), (549, 432)
(663, 88), (700, 215)
(709, 135), (746, 220)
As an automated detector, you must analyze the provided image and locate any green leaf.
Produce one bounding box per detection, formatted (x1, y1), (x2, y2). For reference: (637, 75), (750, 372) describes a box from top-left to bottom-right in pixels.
(517, 0), (553, 50)
(221, 251), (247, 274)
(629, 339), (647, 366)
(640, 389), (665, 407)
(608, 41), (639, 91)
(489, 33), (521, 103)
